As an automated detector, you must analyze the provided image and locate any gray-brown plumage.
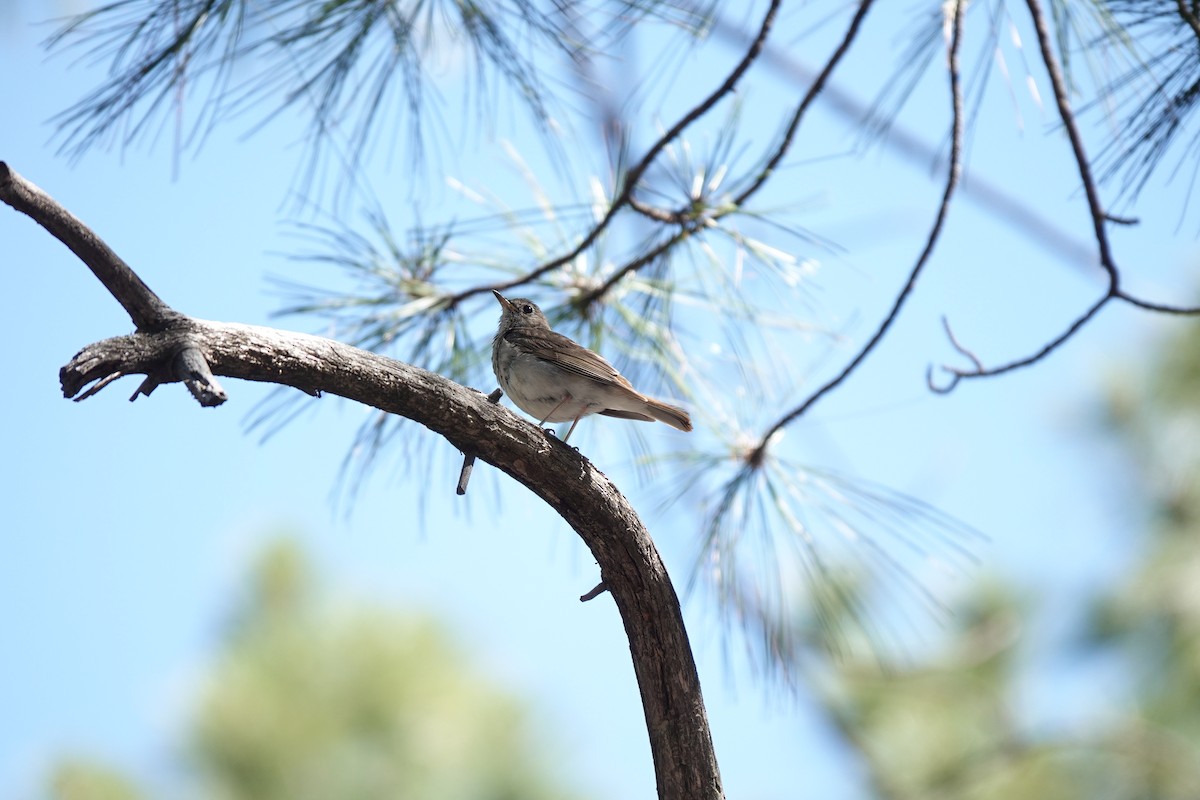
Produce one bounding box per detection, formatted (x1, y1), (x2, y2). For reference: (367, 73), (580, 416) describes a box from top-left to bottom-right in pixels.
(490, 290), (692, 442)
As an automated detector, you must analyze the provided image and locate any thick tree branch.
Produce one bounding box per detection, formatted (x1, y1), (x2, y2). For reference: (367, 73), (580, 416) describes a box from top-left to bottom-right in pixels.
(0, 162), (179, 330)
(11, 164), (724, 800)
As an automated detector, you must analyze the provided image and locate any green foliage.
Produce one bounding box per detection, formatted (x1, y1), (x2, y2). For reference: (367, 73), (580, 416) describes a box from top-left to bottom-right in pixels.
(195, 540), (578, 800)
(822, 585), (1200, 799)
(46, 0), (701, 183)
(46, 539), (587, 800)
(50, 759), (145, 800)
(815, 317), (1200, 799)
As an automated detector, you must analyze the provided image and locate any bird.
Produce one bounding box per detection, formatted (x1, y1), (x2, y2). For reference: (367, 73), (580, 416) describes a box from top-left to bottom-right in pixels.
(490, 290), (692, 442)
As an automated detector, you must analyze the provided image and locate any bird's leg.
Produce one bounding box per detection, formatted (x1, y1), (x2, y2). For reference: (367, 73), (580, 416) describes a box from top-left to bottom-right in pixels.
(562, 407), (591, 443)
(537, 396), (572, 437)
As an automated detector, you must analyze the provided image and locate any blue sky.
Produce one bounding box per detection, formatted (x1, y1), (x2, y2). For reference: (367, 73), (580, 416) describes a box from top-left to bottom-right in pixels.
(2, 1), (1196, 798)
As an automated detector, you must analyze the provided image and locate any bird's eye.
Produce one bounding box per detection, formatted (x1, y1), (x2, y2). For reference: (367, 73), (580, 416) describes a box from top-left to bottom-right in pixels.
(521, 304), (534, 314)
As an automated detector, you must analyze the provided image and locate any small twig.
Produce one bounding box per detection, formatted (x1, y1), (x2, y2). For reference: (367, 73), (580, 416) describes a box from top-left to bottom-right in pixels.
(1104, 213), (1138, 226)
(931, 285), (1200, 391)
(74, 370), (125, 402)
(942, 316), (983, 371)
(131, 375), (166, 401)
(931, 296), (1110, 392)
(174, 344), (228, 406)
(927, 316), (984, 393)
(130, 352), (183, 400)
(457, 388), (504, 495)
(580, 581), (609, 602)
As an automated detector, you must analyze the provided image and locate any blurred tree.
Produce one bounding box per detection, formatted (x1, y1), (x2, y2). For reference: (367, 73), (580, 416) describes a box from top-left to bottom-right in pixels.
(1081, 314), (1200, 795)
(48, 539), (588, 800)
(807, 316), (1200, 799)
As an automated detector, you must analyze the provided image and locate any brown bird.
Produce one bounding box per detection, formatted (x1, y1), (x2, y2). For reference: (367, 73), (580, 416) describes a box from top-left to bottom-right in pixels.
(490, 290), (692, 442)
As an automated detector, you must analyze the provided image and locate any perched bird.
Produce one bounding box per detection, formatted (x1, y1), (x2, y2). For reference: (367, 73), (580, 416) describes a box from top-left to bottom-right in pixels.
(490, 290), (692, 442)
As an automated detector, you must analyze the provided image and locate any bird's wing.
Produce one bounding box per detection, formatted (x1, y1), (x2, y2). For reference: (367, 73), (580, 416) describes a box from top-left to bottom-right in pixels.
(598, 408), (655, 422)
(503, 329), (636, 391)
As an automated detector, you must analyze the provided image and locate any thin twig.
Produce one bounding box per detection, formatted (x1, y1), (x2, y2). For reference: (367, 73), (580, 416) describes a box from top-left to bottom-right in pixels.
(929, 296), (1108, 393)
(616, 0), (878, 271)
(446, 0), (784, 308)
(457, 388), (504, 495)
(578, 226), (696, 308)
(73, 370), (125, 402)
(942, 316), (983, 371)
(749, 0), (966, 457)
(733, 0), (877, 207)
(1024, 0), (1117, 283)
(581, 581), (609, 602)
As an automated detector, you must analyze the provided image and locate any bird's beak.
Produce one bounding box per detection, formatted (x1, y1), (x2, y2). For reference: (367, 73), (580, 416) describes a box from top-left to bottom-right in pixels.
(492, 289), (514, 311)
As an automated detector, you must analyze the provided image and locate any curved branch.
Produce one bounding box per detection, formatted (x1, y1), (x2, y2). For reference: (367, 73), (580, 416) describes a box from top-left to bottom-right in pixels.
(62, 320), (724, 799)
(11, 163), (724, 800)
(929, 295), (1109, 393)
(1115, 290), (1200, 314)
(748, 0), (967, 457)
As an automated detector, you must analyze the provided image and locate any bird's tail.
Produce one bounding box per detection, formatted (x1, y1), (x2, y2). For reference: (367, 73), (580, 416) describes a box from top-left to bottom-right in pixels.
(644, 398), (692, 432)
